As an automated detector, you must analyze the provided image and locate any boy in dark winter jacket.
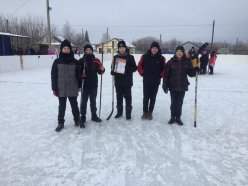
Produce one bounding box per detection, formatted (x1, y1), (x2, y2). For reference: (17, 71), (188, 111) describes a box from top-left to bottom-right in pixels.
(111, 40), (137, 120)
(79, 44), (105, 127)
(138, 41), (166, 120)
(162, 46), (197, 125)
(51, 39), (82, 132)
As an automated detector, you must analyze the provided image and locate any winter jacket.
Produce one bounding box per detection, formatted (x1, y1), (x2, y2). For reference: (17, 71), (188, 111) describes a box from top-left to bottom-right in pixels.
(138, 50), (166, 86)
(163, 55), (196, 92)
(209, 53), (217, 66)
(51, 52), (81, 97)
(111, 53), (137, 87)
(200, 50), (209, 67)
(79, 54), (105, 87)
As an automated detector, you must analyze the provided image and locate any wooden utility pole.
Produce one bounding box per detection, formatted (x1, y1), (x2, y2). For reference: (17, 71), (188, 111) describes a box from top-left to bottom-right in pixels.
(210, 20), (215, 52)
(46, 0), (52, 50)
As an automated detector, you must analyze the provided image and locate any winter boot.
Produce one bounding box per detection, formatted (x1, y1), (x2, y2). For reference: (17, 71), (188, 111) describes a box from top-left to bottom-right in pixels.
(91, 113), (102, 122)
(115, 106), (123, 118)
(79, 120), (86, 128)
(176, 117), (183, 125)
(126, 106), (132, 120)
(168, 116), (176, 124)
(141, 112), (148, 120)
(147, 112), (153, 120)
(55, 123), (64, 132)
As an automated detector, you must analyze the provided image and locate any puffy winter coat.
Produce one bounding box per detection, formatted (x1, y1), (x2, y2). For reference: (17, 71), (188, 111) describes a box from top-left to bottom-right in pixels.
(163, 55), (196, 91)
(209, 54), (217, 66)
(111, 53), (137, 87)
(138, 50), (166, 86)
(51, 52), (81, 97)
(79, 54), (105, 87)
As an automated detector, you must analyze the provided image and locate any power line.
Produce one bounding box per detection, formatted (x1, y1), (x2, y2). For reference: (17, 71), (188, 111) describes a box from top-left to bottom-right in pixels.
(9, 0), (32, 17)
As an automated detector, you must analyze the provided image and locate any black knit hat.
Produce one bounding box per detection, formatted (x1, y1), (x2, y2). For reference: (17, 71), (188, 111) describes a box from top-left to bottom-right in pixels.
(84, 44), (93, 52)
(175, 46), (185, 52)
(117, 40), (127, 48)
(150, 41), (160, 49)
(60, 39), (72, 51)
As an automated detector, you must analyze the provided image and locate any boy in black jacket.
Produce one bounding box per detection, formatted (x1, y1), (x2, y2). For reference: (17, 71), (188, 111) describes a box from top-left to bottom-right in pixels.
(138, 41), (166, 120)
(111, 40), (137, 120)
(162, 46), (197, 125)
(79, 44), (105, 127)
(51, 39), (81, 132)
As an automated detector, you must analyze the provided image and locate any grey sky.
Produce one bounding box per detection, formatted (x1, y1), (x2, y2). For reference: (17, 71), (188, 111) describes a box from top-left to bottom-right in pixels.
(1, 0), (248, 44)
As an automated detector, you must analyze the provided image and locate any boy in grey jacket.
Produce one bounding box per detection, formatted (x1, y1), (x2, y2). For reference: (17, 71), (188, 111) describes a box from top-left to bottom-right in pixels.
(51, 39), (82, 132)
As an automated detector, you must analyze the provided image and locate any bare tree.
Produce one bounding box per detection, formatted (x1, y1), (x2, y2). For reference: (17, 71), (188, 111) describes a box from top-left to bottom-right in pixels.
(132, 36), (159, 54)
(0, 14), (47, 46)
(62, 20), (75, 41)
(101, 32), (110, 43)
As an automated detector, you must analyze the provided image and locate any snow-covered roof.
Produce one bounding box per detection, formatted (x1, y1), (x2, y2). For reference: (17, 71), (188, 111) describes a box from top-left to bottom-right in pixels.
(0, 32), (29, 38)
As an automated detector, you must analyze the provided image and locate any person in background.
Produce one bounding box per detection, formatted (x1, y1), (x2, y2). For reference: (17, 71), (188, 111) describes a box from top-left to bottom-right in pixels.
(79, 44), (105, 127)
(163, 46), (197, 125)
(51, 39), (82, 132)
(111, 40), (137, 120)
(188, 46), (199, 68)
(209, 51), (217, 75)
(138, 41), (166, 120)
(200, 49), (209, 74)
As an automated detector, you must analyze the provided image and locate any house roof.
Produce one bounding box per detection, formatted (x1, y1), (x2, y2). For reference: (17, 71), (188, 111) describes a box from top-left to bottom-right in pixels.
(0, 32), (29, 38)
(96, 38), (135, 48)
(181, 41), (199, 48)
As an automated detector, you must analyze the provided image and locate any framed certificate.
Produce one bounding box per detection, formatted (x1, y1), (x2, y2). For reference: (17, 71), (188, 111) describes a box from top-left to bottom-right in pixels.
(114, 58), (127, 74)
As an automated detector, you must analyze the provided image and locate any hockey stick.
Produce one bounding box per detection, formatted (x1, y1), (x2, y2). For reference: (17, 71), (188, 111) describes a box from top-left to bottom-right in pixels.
(98, 43), (104, 121)
(194, 42), (208, 127)
(106, 41), (115, 120)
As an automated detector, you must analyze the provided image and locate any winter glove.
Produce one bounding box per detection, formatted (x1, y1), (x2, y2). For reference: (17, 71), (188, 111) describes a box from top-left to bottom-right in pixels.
(53, 90), (58, 97)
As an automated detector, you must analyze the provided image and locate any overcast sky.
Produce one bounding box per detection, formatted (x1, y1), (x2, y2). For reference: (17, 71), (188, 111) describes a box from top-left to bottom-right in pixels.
(1, 0), (248, 44)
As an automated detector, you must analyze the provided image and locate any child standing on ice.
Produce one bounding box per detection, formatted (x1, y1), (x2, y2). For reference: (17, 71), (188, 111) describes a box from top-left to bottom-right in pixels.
(209, 51), (217, 75)
(79, 44), (105, 127)
(51, 39), (82, 132)
(138, 41), (166, 120)
(111, 40), (137, 120)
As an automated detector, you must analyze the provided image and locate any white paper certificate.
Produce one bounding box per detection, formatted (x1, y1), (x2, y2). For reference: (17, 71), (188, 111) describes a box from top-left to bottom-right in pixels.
(114, 58), (127, 74)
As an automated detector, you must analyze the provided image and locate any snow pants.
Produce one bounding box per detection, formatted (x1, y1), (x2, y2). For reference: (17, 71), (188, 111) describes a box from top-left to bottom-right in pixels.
(170, 91), (185, 118)
(58, 97), (80, 124)
(80, 86), (98, 120)
(143, 84), (159, 113)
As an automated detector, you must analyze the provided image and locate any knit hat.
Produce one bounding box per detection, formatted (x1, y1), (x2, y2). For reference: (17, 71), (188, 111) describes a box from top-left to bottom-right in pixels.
(60, 39), (72, 51)
(84, 44), (93, 52)
(117, 40), (127, 48)
(150, 41), (160, 49)
(175, 46), (185, 53)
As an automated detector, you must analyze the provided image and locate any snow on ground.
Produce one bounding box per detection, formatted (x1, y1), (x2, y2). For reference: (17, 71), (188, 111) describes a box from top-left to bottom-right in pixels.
(0, 54), (248, 186)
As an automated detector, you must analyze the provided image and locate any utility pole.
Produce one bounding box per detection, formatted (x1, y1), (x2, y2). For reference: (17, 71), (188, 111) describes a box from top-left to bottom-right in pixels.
(107, 27), (109, 40)
(210, 20), (215, 52)
(46, 0), (52, 50)
(235, 38), (238, 54)
(6, 19), (9, 33)
(159, 34), (162, 46)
